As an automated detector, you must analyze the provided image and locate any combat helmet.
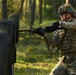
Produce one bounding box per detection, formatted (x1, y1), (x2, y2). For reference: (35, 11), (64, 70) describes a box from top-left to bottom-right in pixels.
(58, 3), (76, 17)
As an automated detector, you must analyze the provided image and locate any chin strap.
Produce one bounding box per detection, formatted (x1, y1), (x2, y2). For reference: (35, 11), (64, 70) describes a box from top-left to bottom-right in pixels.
(64, 13), (72, 21)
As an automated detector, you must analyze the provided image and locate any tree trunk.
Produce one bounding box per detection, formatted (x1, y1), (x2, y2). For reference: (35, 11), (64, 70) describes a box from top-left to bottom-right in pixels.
(29, 0), (36, 29)
(2, 0), (8, 19)
(39, 0), (43, 24)
(18, 0), (25, 17)
(44, 0), (46, 9)
(25, 0), (27, 18)
(52, 0), (56, 17)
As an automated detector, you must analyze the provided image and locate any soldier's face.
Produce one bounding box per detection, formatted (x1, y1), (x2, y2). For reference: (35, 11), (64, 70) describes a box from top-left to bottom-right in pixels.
(60, 12), (72, 21)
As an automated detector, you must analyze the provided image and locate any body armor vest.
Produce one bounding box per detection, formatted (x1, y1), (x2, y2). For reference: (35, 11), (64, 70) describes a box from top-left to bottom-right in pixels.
(60, 29), (76, 56)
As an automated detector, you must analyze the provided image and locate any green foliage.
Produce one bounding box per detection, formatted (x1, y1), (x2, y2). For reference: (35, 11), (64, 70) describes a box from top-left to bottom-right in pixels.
(43, 6), (54, 20)
(7, 0), (17, 15)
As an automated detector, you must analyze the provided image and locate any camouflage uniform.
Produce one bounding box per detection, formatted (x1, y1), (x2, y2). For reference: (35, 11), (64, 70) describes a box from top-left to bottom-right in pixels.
(50, 4), (76, 75)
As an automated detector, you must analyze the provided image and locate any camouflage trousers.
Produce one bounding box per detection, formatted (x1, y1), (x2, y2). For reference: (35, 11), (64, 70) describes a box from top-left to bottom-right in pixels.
(49, 56), (76, 75)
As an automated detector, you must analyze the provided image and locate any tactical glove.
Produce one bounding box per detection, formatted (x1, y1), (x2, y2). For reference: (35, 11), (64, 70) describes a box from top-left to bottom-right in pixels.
(44, 21), (59, 32)
(30, 28), (37, 33)
(53, 21), (59, 26)
(36, 27), (44, 36)
(31, 27), (44, 36)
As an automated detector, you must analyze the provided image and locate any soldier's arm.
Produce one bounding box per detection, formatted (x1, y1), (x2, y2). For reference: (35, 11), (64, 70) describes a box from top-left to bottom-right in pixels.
(43, 21), (59, 32)
(59, 20), (76, 30)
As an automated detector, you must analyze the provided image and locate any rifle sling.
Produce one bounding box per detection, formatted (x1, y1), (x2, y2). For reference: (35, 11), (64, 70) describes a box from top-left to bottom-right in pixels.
(57, 29), (67, 50)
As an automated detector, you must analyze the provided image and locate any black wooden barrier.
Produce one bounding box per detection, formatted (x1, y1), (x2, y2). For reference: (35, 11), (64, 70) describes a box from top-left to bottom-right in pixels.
(0, 14), (19, 75)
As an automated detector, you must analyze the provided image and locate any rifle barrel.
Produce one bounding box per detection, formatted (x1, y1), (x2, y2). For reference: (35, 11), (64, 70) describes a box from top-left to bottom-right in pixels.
(19, 29), (30, 32)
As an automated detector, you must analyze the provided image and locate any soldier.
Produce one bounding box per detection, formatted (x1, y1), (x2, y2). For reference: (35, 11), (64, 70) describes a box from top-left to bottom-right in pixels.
(32, 3), (76, 75)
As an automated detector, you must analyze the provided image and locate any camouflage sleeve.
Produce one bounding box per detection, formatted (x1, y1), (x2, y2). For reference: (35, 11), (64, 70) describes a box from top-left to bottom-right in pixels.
(59, 20), (76, 30)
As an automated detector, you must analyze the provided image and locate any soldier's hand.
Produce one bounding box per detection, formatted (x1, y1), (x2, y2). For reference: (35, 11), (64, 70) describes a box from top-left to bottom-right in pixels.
(30, 28), (37, 33)
(35, 27), (44, 36)
(52, 21), (59, 27)
(31, 27), (44, 36)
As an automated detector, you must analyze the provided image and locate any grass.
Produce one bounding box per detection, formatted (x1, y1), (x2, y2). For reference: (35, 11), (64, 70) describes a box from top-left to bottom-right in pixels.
(14, 20), (59, 75)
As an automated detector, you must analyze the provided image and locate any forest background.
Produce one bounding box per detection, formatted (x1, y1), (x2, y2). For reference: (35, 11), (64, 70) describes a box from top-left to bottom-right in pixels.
(0, 0), (76, 75)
